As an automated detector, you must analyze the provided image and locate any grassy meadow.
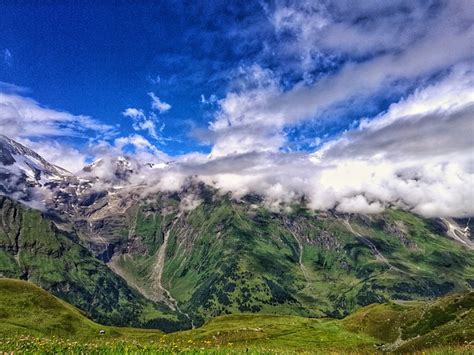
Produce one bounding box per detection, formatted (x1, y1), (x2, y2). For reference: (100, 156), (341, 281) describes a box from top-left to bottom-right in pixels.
(0, 279), (473, 353)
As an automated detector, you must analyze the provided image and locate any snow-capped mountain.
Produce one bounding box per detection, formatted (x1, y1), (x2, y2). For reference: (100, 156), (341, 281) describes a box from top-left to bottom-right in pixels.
(0, 135), (71, 200)
(81, 156), (137, 182)
(0, 135), (70, 180)
(0, 135), (171, 217)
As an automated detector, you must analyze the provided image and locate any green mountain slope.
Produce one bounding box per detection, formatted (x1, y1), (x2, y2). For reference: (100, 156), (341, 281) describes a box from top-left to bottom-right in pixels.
(0, 196), (186, 331)
(0, 279), (165, 341)
(0, 278), (112, 338)
(104, 189), (473, 325)
(343, 290), (474, 351)
(1, 185), (473, 332)
(0, 279), (472, 353)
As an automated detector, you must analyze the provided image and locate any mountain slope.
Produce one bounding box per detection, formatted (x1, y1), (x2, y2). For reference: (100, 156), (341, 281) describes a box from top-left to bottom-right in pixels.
(0, 278), (108, 338)
(0, 135), (70, 202)
(0, 196), (187, 331)
(343, 290), (474, 351)
(103, 189), (474, 325)
(0, 278), (165, 341)
(0, 135), (69, 180)
(0, 279), (472, 353)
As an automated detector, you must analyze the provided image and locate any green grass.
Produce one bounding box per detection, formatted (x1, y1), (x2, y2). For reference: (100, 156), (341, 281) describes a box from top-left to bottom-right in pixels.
(0, 278), (114, 339)
(1, 279), (473, 353)
(343, 291), (474, 352)
(166, 314), (377, 352)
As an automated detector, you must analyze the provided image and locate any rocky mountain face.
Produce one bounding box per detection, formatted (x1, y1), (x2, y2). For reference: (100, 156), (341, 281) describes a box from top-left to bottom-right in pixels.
(0, 136), (472, 331)
(0, 135), (70, 202)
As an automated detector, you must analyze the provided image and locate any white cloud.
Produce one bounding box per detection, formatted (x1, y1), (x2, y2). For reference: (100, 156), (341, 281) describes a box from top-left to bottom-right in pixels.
(0, 93), (114, 139)
(200, 94), (218, 105)
(0, 92), (115, 171)
(123, 93), (171, 142)
(104, 66), (473, 217)
(317, 66), (474, 162)
(113, 134), (168, 161)
(148, 92), (171, 113)
(18, 138), (88, 173)
(2, 49), (12, 67)
(122, 107), (164, 142)
(3, 1), (473, 219)
(147, 74), (161, 85)
(268, 0), (473, 67)
(205, 1), (473, 158)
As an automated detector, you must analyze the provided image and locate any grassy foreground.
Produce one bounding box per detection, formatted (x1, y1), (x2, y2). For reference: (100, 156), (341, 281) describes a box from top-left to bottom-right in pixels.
(0, 279), (473, 353)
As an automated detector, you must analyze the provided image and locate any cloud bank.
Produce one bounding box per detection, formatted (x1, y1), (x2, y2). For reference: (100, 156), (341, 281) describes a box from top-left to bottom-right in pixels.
(1, 0), (473, 217)
(80, 64), (473, 217)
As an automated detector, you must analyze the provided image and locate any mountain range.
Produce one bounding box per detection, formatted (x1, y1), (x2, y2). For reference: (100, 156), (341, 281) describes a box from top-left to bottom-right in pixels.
(0, 134), (472, 332)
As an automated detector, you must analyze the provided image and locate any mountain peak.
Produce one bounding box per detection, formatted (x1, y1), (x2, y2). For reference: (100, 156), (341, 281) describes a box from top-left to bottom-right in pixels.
(0, 135), (71, 178)
(0, 135), (72, 201)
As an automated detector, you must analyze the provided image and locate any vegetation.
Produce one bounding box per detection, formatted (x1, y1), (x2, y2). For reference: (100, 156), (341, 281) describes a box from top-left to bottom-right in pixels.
(1, 190), (473, 334)
(0, 196), (183, 330)
(119, 190), (473, 324)
(0, 279), (473, 353)
(343, 290), (474, 352)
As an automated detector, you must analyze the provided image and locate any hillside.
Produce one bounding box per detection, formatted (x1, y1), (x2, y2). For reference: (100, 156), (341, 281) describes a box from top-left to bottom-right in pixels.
(343, 290), (474, 351)
(0, 278), (111, 338)
(98, 190), (474, 325)
(0, 197), (188, 331)
(0, 279), (472, 353)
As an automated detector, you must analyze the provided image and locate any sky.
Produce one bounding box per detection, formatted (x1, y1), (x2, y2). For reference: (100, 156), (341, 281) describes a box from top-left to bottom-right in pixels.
(0, 0), (473, 217)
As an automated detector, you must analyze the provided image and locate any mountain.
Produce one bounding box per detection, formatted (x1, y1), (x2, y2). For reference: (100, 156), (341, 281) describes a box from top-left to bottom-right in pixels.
(0, 135), (70, 202)
(85, 189), (474, 326)
(0, 135), (473, 331)
(0, 278), (472, 353)
(0, 195), (188, 331)
(0, 135), (70, 180)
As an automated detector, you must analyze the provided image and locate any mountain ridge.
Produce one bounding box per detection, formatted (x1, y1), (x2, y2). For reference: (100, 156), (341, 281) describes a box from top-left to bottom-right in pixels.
(0, 135), (472, 331)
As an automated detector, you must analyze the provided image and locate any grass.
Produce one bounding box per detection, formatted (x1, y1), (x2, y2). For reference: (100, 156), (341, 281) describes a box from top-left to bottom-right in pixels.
(1, 278), (473, 353)
(166, 314), (377, 352)
(343, 291), (474, 352)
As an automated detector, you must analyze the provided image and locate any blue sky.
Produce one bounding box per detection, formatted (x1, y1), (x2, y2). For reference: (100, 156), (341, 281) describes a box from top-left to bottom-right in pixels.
(0, 1), (432, 156)
(0, 2), (271, 155)
(0, 1), (473, 216)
